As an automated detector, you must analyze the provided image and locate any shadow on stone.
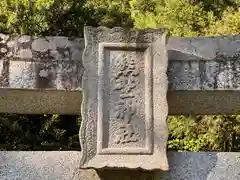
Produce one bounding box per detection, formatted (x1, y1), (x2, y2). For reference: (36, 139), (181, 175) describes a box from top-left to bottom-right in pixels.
(96, 169), (157, 180)
(156, 152), (218, 180)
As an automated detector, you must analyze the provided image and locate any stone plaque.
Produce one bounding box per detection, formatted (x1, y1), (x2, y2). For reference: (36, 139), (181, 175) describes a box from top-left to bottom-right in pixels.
(80, 26), (169, 170)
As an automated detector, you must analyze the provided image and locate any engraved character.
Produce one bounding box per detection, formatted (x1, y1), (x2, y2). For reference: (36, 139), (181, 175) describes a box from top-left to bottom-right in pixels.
(114, 108), (138, 144)
(115, 100), (126, 119)
(123, 76), (139, 93)
(114, 78), (125, 90)
(113, 52), (140, 144)
(114, 104), (138, 144)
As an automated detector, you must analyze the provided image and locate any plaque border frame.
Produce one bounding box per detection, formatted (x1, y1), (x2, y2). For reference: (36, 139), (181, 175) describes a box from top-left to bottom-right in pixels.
(97, 42), (153, 155)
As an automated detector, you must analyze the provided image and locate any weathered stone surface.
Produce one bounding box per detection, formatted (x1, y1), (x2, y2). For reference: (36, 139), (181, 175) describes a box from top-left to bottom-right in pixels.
(0, 34), (84, 90)
(168, 90), (240, 115)
(167, 35), (240, 90)
(80, 26), (169, 170)
(1, 33), (240, 92)
(0, 33), (240, 115)
(1, 151), (240, 180)
(0, 89), (82, 114)
(0, 151), (82, 180)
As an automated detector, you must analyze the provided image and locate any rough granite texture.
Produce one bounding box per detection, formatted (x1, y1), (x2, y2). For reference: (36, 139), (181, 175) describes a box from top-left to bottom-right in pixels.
(167, 35), (240, 90)
(0, 34), (84, 90)
(168, 90), (240, 115)
(0, 33), (240, 179)
(0, 89), (82, 114)
(80, 26), (169, 170)
(1, 151), (240, 180)
(1, 33), (240, 92)
(0, 34), (240, 115)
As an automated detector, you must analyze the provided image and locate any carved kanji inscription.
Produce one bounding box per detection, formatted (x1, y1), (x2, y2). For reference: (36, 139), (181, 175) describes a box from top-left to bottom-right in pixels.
(80, 26), (169, 170)
(113, 52), (140, 145)
(97, 43), (153, 154)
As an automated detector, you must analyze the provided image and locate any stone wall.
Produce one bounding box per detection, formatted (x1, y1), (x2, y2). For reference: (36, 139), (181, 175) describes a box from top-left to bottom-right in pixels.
(0, 33), (240, 179)
(0, 34), (84, 90)
(167, 35), (240, 90)
(0, 34), (240, 114)
(1, 151), (240, 180)
(0, 34), (240, 91)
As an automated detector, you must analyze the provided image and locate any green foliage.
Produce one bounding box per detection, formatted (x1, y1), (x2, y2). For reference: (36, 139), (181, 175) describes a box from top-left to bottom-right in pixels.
(130, 0), (240, 37)
(0, 114), (81, 150)
(168, 115), (240, 151)
(0, 0), (133, 36)
(168, 138), (207, 152)
(206, 8), (240, 36)
(189, 0), (238, 17)
(0, 0), (239, 37)
(131, 0), (215, 37)
(0, 0), (55, 35)
(0, 0), (240, 151)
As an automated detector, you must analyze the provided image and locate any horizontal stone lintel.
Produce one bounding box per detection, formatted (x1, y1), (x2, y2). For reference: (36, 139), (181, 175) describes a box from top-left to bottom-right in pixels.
(0, 34), (239, 90)
(0, 88), (239, 115)
(1, 151), (240, 180)
(0, 34), (240, 114)
(0, 57), (239, 91)
(167, 35), (240, 90)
